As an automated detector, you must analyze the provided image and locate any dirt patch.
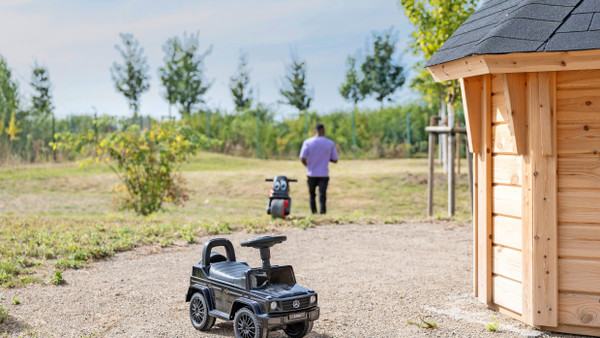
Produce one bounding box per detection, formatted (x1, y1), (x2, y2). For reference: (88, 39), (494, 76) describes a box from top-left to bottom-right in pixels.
(0, 222), (573, 337)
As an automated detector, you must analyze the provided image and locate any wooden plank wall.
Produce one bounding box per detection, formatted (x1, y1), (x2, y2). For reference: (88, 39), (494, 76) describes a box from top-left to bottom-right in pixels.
(555, 70), (600, 330)
(490, 74), (524, 315)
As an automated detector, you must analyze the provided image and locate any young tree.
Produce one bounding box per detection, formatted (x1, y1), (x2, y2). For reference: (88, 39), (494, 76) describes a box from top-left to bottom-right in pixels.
(339, 55), (368, 159)
(110, 33), (151, 118)
(172, 32), (212, 118)
(159, 38), (182, 119)
(229, 52), (253, 112)
(280, 53), (312, 138)
(30, 62), (53, 119)
(30, 62), (55, 161)
(361, 29), (405, 108)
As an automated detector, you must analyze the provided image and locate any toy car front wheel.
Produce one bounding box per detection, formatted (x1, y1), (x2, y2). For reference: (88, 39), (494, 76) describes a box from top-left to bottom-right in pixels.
(189, 292), (215, 331)
(283, 320), (313, 338)
(233, 307), (267, 338)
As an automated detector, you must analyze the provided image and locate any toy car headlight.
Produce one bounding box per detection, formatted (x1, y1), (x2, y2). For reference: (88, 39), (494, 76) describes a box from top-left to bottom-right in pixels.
(281, 181), (287, 191)
(270, 302), (278, 311)
(310, 295), (317, 304)
(273, 181), (280, 190)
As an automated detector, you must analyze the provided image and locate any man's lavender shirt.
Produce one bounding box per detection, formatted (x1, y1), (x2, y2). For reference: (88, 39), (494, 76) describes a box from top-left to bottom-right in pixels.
(299, 136), (338, 177)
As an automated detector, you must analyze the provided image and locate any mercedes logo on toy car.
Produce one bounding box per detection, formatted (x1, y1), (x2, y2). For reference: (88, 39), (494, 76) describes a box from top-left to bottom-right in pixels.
(186, 235), (319, 338)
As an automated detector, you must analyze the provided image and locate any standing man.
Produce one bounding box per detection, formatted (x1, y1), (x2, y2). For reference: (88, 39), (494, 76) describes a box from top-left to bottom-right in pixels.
(299, 123), (338, 214)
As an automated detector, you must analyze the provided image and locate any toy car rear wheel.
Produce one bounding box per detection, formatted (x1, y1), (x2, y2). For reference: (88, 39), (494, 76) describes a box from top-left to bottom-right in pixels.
(233, 307), (266, 338)
(189, 292), (215, 331)
(271, 199), (285, 219)
(283, 320), (313, 338)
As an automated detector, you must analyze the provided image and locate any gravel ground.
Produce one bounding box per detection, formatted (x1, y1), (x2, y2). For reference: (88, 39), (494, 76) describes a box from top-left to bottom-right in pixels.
(0, 222), (576, 337)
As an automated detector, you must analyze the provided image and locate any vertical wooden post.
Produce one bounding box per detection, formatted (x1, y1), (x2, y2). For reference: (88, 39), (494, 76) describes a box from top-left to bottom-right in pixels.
(522, 73), (535, 325)
(477, 74), (493, 304)
(472, 152), (478, 297)
(457, 131), (461, 175)
(467, 147), (473, 212)
(530, 72), (558, 327)
(427, 132), (435, 217)
(448, 131), (456, 216)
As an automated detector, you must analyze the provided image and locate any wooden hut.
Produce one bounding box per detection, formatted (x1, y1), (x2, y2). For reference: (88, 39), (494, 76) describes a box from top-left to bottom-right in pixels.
(426, 1), (600, 336)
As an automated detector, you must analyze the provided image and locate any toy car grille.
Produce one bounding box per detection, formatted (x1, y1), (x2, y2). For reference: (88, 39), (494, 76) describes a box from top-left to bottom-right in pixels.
(281, 297), (310, 311)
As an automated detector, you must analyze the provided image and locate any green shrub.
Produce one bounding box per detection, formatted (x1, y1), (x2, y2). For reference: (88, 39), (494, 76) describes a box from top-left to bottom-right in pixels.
(54, 121), (208, 215)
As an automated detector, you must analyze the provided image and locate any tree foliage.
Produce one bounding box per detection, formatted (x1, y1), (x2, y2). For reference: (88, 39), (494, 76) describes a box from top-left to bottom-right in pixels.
(280, 54), (312, 112)
(110, 33), (151, 117)
(30, 62), (54, 120)
(229, 52), (253, 112)
(361, 29), (405, 106)
(339, 56), (368, 105)
(159, 32), (212, 118)
(399, 0), (478, 108)
(158, 38), (181, 117)
(0, 56), (19, 137)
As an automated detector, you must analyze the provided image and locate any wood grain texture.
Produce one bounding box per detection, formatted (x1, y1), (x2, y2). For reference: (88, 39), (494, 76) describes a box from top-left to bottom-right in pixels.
(557, 121), (600, 155)
(557, 89), (600, 121)
(477, 74), (493, 305)
(493, 155), (522, 185)
(559, 259), (600, 294)
(530, 72), (558, 326)
(494, 215), (522, 250)
(558, 156), (600, 190)
(539, 72), (555, 155)
(559, 225), (600, 260)
(493, 275), (523, 314)
(493, 185), (522, 218)
(493, 245), (522, 281)
(521, 74), (534, 326)
(558, 293), (600, 327)
(540, 324), (600, 337)
(428, 55), (488, 82)
(460, 76), (483, 154)
(503, 73), (528, 154)
(486, 50), (600, 74)
(558, 190), (600, 224)
(428, 50), (600, 83)
(493, 124), (518, 154)
(473, 156), (479, 298)
(557, 69), (600, 89)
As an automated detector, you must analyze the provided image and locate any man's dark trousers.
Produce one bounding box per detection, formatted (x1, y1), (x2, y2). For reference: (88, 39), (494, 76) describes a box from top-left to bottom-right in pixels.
(307, 176), (329, 214)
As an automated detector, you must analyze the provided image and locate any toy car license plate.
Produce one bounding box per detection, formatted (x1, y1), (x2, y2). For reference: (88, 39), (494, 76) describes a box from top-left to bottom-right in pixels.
(289, 312), (306, 320)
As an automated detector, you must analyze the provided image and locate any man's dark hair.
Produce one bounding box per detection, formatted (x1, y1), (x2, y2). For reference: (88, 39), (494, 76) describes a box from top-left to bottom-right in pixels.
(315, 124), (325, 132)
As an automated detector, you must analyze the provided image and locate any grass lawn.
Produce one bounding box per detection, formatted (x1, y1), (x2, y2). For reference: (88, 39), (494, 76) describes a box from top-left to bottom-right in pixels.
(0, 153), (470, 287)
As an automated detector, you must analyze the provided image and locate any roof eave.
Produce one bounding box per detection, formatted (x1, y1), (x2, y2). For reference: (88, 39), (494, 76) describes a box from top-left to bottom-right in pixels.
(427, 49), (600, 82)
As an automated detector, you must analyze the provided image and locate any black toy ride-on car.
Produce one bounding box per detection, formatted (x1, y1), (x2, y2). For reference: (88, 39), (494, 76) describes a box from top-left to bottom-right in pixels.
(186, 235), (319, 338)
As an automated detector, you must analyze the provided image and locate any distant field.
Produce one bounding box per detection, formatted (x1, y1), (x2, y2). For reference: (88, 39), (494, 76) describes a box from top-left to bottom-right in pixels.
(0, 153), (470, 287)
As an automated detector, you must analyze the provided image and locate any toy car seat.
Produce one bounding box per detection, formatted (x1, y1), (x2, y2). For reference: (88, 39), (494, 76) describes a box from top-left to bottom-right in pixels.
(202, 238), (250, 288)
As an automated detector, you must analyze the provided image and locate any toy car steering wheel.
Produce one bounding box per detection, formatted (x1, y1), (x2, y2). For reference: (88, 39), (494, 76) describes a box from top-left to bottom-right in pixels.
(241, 236), (287, 268)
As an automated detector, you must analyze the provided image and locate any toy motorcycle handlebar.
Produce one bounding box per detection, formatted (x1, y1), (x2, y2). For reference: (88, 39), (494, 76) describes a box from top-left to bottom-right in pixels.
(266, 178), (298, 182)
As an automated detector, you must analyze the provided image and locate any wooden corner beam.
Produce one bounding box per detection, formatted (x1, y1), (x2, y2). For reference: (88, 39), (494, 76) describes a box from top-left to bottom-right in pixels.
(502, 73), (528, 155)
(460, 76), (483, 154)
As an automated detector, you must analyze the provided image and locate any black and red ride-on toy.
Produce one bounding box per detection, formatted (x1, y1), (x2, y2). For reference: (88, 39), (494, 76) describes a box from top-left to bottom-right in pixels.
(186, 235), (319, 338)
(266, 176), (297, 219)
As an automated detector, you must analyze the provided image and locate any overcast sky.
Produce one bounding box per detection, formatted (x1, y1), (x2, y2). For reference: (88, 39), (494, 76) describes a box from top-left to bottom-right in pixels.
(0, 0), (418, 119)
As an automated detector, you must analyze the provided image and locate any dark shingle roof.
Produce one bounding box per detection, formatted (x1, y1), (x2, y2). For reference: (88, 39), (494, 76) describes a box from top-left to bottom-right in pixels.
(426, 0), (600, 67)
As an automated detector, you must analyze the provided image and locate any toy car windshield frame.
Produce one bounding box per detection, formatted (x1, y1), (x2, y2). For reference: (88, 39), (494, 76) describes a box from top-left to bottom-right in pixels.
(247, 265), (296, 290)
